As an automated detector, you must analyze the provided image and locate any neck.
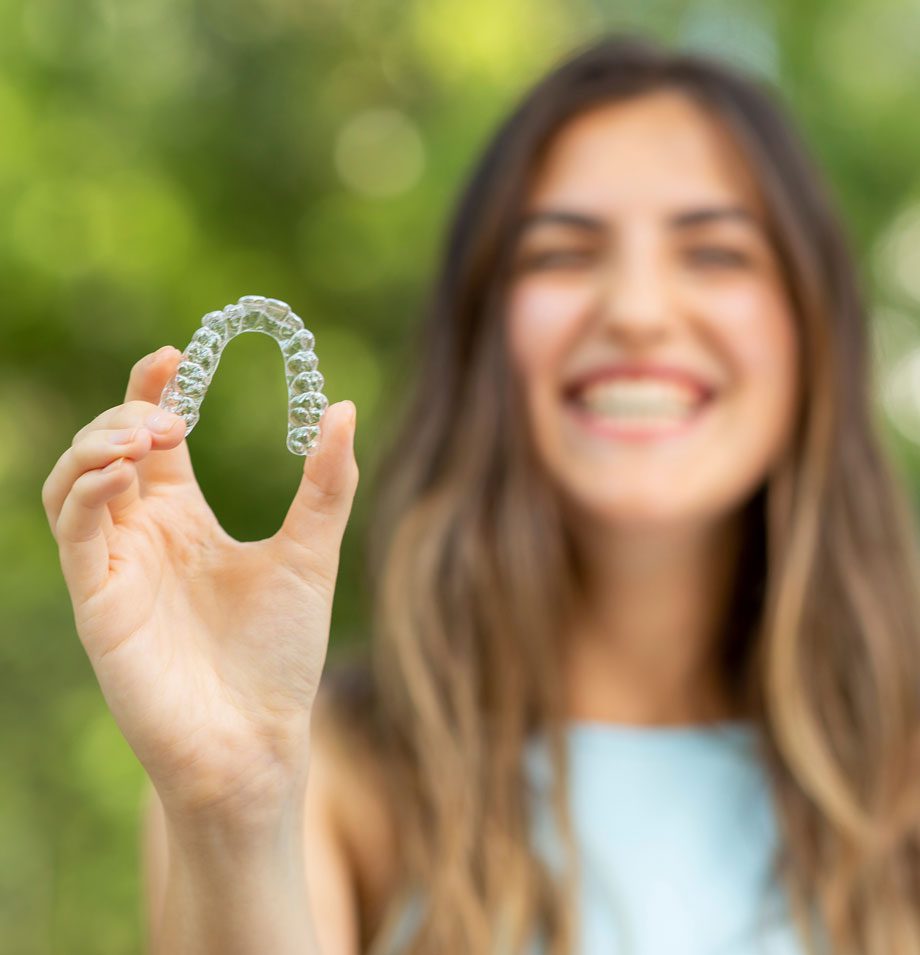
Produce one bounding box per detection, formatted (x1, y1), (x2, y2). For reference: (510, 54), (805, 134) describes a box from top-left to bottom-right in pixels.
(562, 510), (746, 727)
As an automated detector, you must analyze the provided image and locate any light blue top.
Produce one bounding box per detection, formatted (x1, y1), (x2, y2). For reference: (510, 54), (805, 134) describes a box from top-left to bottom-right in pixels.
(379, 721), (814, 955)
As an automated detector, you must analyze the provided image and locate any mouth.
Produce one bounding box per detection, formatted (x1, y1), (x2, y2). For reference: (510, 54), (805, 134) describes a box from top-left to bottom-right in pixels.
(562, 377), (717, 443)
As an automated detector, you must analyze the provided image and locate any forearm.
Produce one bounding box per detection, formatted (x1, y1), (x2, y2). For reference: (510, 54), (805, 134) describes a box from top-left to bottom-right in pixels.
(150, 798), (319, 955)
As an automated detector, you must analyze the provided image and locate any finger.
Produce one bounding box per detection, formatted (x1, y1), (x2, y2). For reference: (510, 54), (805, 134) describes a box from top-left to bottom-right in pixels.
(72, 397), (189, 493)
(67, 400), (188, 506)
(274, 401), (359, 579)
(56, 456), (139, 604)
(42, 426), (155, 531)
(123, 346), (198, 489)
(72, 400), (184, 447)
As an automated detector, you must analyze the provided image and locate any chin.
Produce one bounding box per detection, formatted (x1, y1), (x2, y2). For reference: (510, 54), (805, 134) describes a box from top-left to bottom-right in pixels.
(554, 470), (745, 532)
(561, 488), (694, 529)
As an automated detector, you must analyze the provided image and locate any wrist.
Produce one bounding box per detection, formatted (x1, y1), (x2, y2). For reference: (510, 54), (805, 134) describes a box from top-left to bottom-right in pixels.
(164, 791), (306, 872)
(159, 758), (310, 857)
(155, 793), (315, 955)
(156, 740), (311, 834)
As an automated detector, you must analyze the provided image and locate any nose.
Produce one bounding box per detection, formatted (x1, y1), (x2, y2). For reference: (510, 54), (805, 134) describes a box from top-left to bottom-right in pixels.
(596, 238), (672, 341)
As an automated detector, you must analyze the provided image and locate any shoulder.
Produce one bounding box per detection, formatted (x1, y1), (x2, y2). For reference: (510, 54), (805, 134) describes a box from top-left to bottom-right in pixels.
(311, 651), (403, 945)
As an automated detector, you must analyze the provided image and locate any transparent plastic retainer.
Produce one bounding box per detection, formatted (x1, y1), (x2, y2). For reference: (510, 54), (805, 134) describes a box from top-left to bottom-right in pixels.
(158, 295), (328, 456)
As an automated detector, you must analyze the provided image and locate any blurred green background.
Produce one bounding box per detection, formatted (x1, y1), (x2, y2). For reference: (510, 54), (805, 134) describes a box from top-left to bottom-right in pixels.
(3, 0), (920, 951)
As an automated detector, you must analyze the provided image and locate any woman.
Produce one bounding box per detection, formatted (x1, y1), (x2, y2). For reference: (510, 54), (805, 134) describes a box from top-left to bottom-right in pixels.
(41, 33), (920, 955)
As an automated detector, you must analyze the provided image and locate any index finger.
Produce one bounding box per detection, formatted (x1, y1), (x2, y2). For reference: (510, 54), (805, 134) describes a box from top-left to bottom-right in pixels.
(71, 348), (194, 489)
(122, 346), (197, 489)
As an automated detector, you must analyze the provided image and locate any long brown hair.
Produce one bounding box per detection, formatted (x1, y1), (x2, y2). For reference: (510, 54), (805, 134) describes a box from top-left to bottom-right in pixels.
(324, 33), (920, 955)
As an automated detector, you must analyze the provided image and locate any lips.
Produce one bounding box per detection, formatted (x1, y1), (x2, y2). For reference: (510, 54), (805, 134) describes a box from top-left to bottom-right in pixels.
(563, 363), (717, 403)
(565, 396), (713, 442)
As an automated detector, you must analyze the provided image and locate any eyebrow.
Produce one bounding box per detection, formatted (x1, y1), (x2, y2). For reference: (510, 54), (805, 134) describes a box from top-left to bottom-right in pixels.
(515, 205), (760, 236)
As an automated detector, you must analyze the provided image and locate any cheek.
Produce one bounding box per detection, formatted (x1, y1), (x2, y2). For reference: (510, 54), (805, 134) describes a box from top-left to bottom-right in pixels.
(698, 281), (797, 382)
(704, 283), (799, 449)
(506, 280), (596, 376)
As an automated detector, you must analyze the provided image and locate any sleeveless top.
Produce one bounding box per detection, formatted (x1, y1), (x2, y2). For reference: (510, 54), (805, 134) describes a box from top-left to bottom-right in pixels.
(378, 720), (813, 955)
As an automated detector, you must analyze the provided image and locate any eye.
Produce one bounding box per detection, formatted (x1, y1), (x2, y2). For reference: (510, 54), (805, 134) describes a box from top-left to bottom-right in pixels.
(685, 246), (751, 268)
(516, 249), (595, 271)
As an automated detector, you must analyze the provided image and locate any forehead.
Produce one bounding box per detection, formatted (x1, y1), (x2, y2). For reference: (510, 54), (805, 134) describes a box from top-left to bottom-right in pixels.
(524, 90), (764, 219)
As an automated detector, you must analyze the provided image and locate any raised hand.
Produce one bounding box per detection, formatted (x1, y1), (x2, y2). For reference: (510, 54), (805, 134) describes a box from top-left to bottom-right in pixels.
(42, 345), (359, 826)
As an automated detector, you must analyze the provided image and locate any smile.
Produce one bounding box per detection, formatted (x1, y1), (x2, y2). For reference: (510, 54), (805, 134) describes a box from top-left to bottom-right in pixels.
(564, 391), (715, 443)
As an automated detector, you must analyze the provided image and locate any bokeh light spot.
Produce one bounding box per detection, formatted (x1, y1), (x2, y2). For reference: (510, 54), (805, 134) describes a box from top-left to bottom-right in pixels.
(334, 108), (425, 198)
(875, 203), (920, 305)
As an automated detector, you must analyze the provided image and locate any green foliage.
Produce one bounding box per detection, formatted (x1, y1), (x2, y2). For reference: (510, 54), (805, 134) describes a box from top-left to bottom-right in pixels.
(3, 0), (919, 951)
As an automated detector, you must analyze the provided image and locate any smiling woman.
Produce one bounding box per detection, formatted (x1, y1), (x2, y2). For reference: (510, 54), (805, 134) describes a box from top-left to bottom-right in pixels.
(348, 33), (920, 955)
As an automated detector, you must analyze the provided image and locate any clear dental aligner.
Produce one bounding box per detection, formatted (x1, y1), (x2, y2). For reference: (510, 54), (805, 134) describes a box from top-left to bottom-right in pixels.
(158, 295), (328, 456)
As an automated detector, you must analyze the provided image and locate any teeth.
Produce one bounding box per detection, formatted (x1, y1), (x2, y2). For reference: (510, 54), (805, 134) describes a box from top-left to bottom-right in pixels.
(576, 380), (702, 419)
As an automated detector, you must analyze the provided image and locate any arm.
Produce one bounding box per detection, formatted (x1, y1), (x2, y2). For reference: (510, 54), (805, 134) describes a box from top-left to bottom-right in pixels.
(143, 782), (319, 955)
(142, 734), (361, 955)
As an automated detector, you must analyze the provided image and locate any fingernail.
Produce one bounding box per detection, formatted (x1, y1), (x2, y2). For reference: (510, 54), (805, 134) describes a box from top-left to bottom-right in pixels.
(109, 427), (139, 445)
(343, 401), (356, 425)
(146, 413), (178, 433)
(103, 457), (124, 473)
(146, 346), (174, 368)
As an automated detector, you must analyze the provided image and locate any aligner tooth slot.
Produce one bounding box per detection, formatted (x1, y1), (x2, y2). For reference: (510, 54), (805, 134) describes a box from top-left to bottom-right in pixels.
(158, 294), (330, 456)
(162, 392), (198, 417)
(265, 298), (290, 318)
(290, 391), (328, 425)
(287, 351), (318, 375)
(284, 329), (315, 355)
(177, 360), (207, 383)
(191, 328), (223, 354)
(298, 370), (324, 391)
(222, 304), (245, 336)
(201, 311), (229, 340)
(185, 342), (216, 371)
(291, 372), (322, 395)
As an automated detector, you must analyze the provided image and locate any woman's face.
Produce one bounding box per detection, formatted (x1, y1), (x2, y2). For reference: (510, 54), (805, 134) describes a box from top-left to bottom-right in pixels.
(505, 91), (799, 529)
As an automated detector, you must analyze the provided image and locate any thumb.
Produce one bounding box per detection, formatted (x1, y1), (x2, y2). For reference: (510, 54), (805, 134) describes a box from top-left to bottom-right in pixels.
(275, 400), (359, 572)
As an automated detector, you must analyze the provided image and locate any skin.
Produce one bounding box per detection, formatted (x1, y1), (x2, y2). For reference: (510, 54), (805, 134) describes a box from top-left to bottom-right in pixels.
(506, 91), (800, 725)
